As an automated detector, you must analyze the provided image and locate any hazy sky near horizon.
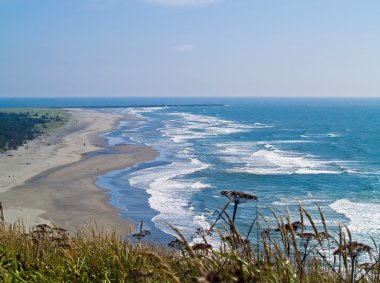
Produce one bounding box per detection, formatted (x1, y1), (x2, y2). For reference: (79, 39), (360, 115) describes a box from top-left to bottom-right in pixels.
(0, 0), (379, 97)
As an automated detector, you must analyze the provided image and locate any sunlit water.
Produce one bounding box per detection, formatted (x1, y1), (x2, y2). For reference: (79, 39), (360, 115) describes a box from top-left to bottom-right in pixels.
(98, 99), (380, 245)
(3, 97), (380, 245)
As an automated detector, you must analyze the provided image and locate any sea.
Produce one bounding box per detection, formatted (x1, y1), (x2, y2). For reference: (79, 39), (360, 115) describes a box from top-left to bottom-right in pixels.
(2, 97), (380, 245)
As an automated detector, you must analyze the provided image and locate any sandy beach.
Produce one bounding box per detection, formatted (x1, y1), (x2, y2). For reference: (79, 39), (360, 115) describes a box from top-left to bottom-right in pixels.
(0, 108), (158, 235)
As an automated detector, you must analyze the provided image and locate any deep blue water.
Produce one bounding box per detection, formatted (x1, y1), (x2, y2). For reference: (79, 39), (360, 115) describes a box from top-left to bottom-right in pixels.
(2, 97), (380, 244)
(0, 97), (225, 108)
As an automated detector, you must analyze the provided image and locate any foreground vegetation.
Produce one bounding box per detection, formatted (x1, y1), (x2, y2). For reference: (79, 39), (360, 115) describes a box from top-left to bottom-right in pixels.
(0, 108), (70, 152)
(0, 191), (379, 282)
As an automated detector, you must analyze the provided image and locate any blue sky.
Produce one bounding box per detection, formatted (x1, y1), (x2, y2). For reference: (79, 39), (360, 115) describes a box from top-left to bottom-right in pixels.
(0, 0), (379, 97)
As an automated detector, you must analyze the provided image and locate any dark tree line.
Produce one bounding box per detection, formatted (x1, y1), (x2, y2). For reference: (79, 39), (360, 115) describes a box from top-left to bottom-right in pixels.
(0, 112), (62, 151)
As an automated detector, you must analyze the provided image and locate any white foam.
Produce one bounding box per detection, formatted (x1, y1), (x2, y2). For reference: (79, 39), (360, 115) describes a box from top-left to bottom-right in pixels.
(295, 169), (341, 174)
(123, 107), (163, 119)
(128, 155), (211, 238)
(330, 199), (380, 234)
(216, 142), (258, 156)
(161, 112), (265, 143)
(258, 140), (314, 144)
(191, 181), (211, 189)
(247, 150), (315, 168)
(301, 133), (340, 138)
(272, 197), (327, 209)
(129, 158), (208, 188)
(264, 144), (274, 149)
(121, 108), (143, 119)
(219, 142), (341, 175)
(129, 107), (164, 113)
(334, 162), (380, 176)
(253, 122), (273, 128)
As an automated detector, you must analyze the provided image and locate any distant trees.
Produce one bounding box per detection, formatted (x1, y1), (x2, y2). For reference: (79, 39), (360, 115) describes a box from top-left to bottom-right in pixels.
(0, 112), (63, 152)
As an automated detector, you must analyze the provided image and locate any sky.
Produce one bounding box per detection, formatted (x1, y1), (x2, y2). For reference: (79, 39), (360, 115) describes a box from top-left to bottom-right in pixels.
(0, 0), (379, 97)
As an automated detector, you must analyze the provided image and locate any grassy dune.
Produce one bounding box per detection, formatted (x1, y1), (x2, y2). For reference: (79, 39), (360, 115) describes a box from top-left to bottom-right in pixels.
(0, 108), (70, 152)
(0, 108), (70, 132)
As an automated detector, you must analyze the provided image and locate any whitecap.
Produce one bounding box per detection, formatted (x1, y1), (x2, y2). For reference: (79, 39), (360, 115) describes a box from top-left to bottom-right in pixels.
(191, 181), (211, 189)
(128, 155), (211, 238)
(122, 107), (163, 119)
(301, 133), (340, 138)
(295, 169), (341, 174)
(330, 199), (380, 234)
(160, 112), (265, 143)
(218, 141), (342, 175)
(243, 149), (333, 174)
(258, 140), (315, 144)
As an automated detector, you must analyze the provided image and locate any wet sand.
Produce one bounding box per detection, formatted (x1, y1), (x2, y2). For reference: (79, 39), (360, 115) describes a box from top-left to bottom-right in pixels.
(0, 108), (122, 194)
(0, 109), (158, 236)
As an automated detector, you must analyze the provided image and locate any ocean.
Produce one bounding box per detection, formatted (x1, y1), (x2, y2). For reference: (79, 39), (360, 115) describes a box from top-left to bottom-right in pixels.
(2, 97), (380, 245)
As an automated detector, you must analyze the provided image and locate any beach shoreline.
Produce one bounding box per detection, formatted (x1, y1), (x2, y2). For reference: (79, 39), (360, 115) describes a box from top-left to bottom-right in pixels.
(0, 108), (158, 236)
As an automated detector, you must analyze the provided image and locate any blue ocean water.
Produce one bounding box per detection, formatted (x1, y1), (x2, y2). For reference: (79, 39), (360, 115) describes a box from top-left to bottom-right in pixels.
(2, 97), (380, 244)
(97, 98), (380, 245)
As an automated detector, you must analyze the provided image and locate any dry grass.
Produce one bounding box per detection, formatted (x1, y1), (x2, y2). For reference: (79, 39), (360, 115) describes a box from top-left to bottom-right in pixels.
(0, 192), (379, 282)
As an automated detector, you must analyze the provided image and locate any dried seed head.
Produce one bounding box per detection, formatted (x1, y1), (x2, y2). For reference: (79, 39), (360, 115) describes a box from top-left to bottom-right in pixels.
(317, 231), (331, 240)
(333, 241), (371, 256)
(192, 243), (212, 251)
(222, 235), (250, 245)
(291, 221), (303, 231)
(35, 224), (53, 233)
(221, 190), (258, 204)
(132, 230), (151, 240)
(276, 221), (304, 232)
(261, 229), (272, 237)
(195, 227), (212, 237)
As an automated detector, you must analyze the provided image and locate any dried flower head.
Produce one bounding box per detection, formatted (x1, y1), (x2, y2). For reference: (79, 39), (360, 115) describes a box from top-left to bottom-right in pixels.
(221, 190), (258, 204)
(333, 241), (371, 256)
(222, 235), (250, 245)
(261, 229), (272, 237)
(276, 221), (304, 232)
(298, 232), (330, 241)
(195, 227), (212, 237)
(132, 230), (151, 241)
(192, 243), (212, 251)
(317, 231), (331, 240)
(35, 224), (53, 233)
(31, 224), (69, 247)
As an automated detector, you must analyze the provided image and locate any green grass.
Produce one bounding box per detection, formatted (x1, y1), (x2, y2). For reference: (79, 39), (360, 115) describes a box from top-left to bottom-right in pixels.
(0, 192), (379, 282)
(0, 108), (71, 133)
(0, 108), (70, 152)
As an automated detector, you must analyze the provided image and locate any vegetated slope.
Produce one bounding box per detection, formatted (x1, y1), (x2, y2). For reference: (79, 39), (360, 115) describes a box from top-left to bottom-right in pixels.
(0, 108), (69, 152)
(0, 191), (378, 282)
